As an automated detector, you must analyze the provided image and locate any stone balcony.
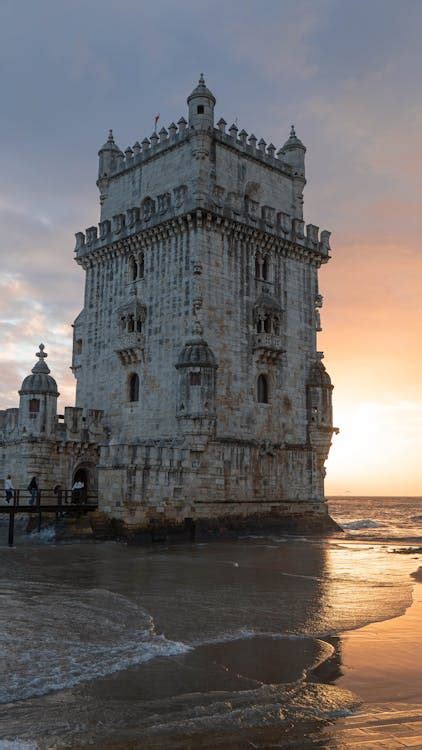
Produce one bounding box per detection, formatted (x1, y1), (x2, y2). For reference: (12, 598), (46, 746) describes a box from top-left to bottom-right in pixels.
(253, 333), (285, 364)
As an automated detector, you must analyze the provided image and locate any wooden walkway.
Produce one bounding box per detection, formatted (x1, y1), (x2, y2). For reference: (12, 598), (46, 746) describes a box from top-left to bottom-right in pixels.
(1, 489), (98, 546)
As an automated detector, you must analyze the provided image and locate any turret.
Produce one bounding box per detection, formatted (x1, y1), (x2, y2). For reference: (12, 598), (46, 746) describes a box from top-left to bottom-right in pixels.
(175, 321), (218, 443)
(187, 74), (216, 131)
(307, 358), (333, 430)
(18, 344), (59, 436)
(280, 125), (306, 178)
(98, 130), (121, 179)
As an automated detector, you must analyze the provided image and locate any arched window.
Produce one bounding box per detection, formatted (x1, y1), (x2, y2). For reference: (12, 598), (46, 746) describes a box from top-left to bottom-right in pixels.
(136, 317), (142, 333)
(255, 255), (261, 279)
(138, 252), (144, 279)
(129, 256), (137, 281)
(29, 398), (40, 415)
(128, 373), (139, 402)
(262, 256), (269, 281)
(128, 314), (135, 333)
(197, 105), (204, 114)
(264, 315), (271, 333)
(257, 374), (269, 404)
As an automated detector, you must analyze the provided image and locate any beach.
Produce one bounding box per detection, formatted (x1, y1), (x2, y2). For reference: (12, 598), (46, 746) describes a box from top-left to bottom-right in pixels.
(0, 496), (420, 749)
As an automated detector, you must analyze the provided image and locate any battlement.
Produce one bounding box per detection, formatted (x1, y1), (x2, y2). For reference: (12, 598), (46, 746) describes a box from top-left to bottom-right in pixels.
(0, 408), (19, 439)
(75, 203), (331, 261)
(98, 120), (296, 184)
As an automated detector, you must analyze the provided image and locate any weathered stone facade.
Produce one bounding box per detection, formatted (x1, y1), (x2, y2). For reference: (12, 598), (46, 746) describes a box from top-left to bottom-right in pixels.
(1, 77), (337, 534)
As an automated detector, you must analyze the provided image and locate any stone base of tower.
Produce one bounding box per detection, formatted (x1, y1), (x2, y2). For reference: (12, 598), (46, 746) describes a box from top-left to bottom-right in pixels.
(106, 504), (340, 544)
(96, 439), (340, 540)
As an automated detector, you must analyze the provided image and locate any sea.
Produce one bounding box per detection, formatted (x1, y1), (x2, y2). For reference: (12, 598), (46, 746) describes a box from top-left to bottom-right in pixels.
(0, 496), (420, 749)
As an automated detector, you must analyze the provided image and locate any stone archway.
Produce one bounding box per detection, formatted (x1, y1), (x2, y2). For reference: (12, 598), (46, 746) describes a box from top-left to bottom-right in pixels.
(72, 462), (97, 503)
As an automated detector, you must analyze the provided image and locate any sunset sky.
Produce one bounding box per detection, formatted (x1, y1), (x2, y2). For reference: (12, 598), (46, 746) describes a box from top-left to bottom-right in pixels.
(0, 0), (421, 495)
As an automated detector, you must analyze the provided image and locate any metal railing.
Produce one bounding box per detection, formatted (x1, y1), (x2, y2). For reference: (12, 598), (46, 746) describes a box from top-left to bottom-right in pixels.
(1, 488), (98, 547)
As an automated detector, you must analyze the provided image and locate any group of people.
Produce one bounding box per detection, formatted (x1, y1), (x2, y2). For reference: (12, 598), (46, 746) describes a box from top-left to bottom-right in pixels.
(4, 475), (39, 505)
(4, 476), (86, 505)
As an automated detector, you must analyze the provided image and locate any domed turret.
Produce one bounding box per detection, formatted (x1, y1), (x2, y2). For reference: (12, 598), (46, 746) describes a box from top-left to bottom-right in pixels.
(308, 360), (332, 388)
(98, 129), (121, 179)
(187, 74), (216, 131)
(176, 332), (217, 369)
(18, 344), (59, 435)
(280, 125), (306, 178)
(175, 321), (218, 435)
(307, 359), (333, 431)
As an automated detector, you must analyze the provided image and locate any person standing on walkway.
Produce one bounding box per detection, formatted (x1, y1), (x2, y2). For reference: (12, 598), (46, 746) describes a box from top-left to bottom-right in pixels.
(28, 476), (39, 506)
(4, 475), (13, 504)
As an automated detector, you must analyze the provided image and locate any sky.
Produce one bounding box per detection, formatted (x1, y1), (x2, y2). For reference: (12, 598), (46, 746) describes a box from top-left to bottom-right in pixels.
(0, 0), (421, 495)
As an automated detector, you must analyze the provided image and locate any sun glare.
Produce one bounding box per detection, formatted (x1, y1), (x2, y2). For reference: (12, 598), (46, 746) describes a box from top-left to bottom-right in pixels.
(326, 396), (422, 495)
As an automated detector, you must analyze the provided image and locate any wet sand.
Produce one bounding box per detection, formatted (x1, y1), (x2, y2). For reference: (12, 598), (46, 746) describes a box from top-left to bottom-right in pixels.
(0, 520), (421, 749)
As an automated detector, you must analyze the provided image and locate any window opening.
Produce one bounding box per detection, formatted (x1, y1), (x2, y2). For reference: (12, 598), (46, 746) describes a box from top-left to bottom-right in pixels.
(129, 373), (139, 402)
(129, 256), (137, 281)
(257, 374), (269, 404)
(29, 398), (40, 415)
(190, 372), (201, 386)
(197, 105), (204, 114)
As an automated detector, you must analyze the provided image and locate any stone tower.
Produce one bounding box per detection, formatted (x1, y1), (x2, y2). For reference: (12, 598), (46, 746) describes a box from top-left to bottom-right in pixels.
(71, 76), (337, 534)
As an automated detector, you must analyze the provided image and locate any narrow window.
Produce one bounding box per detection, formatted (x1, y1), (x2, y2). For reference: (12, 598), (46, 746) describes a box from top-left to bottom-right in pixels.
(262, 256), (269, 281)
(273, 316), (280, 335)
(128, 314), (135, 333)
(136, 317), (142, 333)
(129, 256), (137, 281)
(264, 315), (271, 333)
(29, 398), (40, 414)
(129, 373), (139, 402)
(255, 256), (261, 279)
(75, 339), (83, 354)
(189, 372), (201, 386)
(197, 105), (204, 114)
(138, 253), (144, 279)
(257, 374), (269, 404)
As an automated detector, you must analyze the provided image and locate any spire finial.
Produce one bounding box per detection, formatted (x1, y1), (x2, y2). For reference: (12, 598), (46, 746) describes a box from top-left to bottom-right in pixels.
(290, 125), (296, 137)
(199, 73), (205, 84)
(108, 129), (114, 142)
(36, 343), (47, 361)
(31, 342), (51, 374)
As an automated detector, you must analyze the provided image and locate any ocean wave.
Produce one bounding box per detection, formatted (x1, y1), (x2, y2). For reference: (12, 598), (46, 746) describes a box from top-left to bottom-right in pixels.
(341, 519), (386, 530)
(0, 586), (189, 703)
(29, 526), (56, 543)
(143, 682), (360, 737)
